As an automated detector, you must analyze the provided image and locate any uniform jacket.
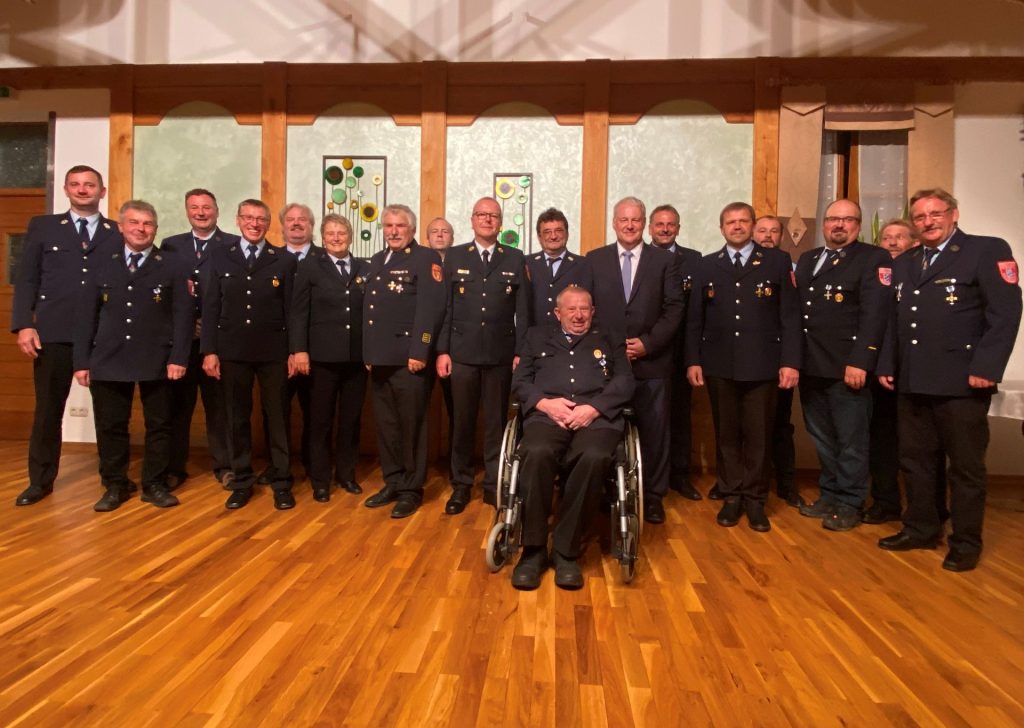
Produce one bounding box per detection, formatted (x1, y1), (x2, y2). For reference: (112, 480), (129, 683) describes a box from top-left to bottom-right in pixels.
(877, 228), (1021, 396)
(656, 242), (702, 362)
(11, 212), (123, 343)
(512, 324), (635, 432)
(289, 249), (368, 363)
(525, 250), (593, 326)
(586, 242), (684, 380)
(200, 240), (297, 362)
(361, 241), (446, 366)
(438, 242), (531, 365)
(160, 228), (240, 334)
(73, 248), (192, 381)
(794, 241), (893, 378)
(685, 244), (802, 381)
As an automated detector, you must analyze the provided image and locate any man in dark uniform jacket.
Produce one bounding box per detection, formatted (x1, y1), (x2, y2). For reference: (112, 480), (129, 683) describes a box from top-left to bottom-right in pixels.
(587, 196), (683, 525)
(11, 165), (122, 506)
(877, 188), (1021, 572)
(648, 203), (703, 501)
(201, 199), (298, 511)
(686, 202), (802, 532)
(436, 197), (530, 514)
(795, 199), (892, 531)
(510, 287), (635, 590)
(525, 207), (593, 326)
(362, 204), (446, 519)
(74, 200), (192, 511)
(289, 213), (368, 502)
(159, 188), (236, 487)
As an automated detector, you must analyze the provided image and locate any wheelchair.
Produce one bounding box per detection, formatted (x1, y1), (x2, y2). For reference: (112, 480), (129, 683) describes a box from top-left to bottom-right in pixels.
(484, 403), (643, 583)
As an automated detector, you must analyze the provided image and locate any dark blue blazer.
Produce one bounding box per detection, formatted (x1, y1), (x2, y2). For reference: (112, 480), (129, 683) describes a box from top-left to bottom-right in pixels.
(74, 248), (192, 381)
(11, 211), (122, 343)
(525, 250), (593, 326)
(160, 228), (240, 331)
(289, 249), (369, 363)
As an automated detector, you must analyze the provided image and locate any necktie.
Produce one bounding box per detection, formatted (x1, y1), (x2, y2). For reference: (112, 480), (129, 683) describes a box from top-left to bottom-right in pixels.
(194, 237), (205, 259)
(128, 252), (142, 273)
(814, 249), (837, 277)
(922, 248), (938, 271)
(733, 251), (743, 270)
(621, 251), (633, 300)
(481, 248), (490, 267)
(547, 256), (561, 277)
(336, 258), (349, 282)
(292, 249), (302, 260)
(77, 218), (90, 249)
(246, 244), (259, 268)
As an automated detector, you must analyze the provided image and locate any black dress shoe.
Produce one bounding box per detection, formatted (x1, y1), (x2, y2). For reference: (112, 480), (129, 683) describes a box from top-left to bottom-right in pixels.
(141, 487), (180, 508)
(274, 490), (296, 510)
(823, 505), (861, 532)
(339, 480), (363, 494)
(225, 489), (252, 510)
(877, 530), (941, 551)
(15, 484), (52, 506)
(716, 498), (742, 527)
(708, 482), (724, 500)
(862, 504), (902, 525)
(511, 548), (547, 590)
(313, 485), (331, 503)
(942, 550), (979, 572)
(799, 498), (836, 519)
(165, 472), (188, 492)
(94, 488), (129, 512)
(744, 500), (771, 532)
(643, 497), (665, 524)
(391, 496), (420, 519)
(445, 486), (471, 515)
(673, 483), (703, 501)
(364, 486), (397, 509)
(553, 551), (584, 590)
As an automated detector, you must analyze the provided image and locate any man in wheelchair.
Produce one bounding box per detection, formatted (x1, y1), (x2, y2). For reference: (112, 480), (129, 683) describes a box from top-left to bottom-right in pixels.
(509, 287), (635, 590)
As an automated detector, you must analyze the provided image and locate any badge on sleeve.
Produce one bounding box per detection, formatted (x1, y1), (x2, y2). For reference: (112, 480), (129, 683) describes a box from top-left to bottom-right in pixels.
(997, 260), (1019, 284)
(432, 263), (442, 282)
(878, 267), (892, 286)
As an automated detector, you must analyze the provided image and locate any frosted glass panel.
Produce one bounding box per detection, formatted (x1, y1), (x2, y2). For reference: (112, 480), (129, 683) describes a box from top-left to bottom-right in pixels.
(134, 102), (261, 238)
(608, 100), (753, 253)
(447, 103), (583, 254)
(288, 103), (420, 256)
(858, 131), (908, 244)
(0, 122), (48, 188)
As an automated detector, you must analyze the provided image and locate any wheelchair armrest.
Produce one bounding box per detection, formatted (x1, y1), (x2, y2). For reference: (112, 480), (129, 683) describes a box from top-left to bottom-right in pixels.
(509, 401), (521, 414)
(622, 406), (635, 419)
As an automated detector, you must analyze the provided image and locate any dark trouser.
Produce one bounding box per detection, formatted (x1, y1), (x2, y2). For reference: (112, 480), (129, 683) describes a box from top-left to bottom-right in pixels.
(667, 364), (693, 487)
(28, 342), (74, 489)
(371, 365), (432, 497)
(221, 359), (292, 491)
(517, 420), (621, 558)
(267, 371), (311, 473)
(449, 361), (512, 495)
(632, 377), (670, 500)
(168, 339), (230, 476)
(308, 360), (367, 487)
(898, 392), (990, 556)
(439, 374), (454, 462)
(800, 376), (873, 509)
(90, 379), (172, 492)
(772, 387), (796, 493)
(706, 377), (776, 503)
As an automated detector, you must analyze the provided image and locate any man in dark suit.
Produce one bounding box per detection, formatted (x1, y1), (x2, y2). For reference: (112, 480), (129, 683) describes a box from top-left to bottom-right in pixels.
(74, 200), (192, 511)
(795, 199), (892, 531)
(289, 213), (368, 502)
(159, 188), (236, 488)
(426, 217), (454, 261)
(686, 202), (802, 532)
(525, 207), (593, 326)
(436, 196), (530, 514)
(11, 164), (122, 506)
(587, 196), (684, 524)
(648, 203), (703, 501)
(877, 188), (1021, 572)
(510, 287), (635, 590)
(362, 204), (446, 518)
(201, 199), (298, 511)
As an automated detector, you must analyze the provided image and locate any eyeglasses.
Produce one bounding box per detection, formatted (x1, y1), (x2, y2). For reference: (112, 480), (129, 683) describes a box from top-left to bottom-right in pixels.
(473, 212), (501, 220)
(910, 209), (950, 224)
(823, 216), (860, 225)
(239, 214), (270, 224)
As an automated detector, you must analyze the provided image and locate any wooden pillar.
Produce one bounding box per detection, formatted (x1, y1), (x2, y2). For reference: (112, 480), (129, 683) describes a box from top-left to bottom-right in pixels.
(261, 62), (287, 242)
(108, 65), (134, 213)
(580, 59), (611, 252)
(420, 61), (448, 229)
(753, 57), (781, 215)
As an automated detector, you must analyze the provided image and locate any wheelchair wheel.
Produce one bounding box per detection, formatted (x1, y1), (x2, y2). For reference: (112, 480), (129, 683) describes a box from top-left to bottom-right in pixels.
(495, 411), (520, 512)
(619, 513), (640, 583)
(485, 506), (522, 572)
(625, 418), (644, 535)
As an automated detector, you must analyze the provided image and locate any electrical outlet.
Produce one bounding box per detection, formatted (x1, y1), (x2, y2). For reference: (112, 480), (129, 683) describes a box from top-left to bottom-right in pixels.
(69, 406), (89, 417)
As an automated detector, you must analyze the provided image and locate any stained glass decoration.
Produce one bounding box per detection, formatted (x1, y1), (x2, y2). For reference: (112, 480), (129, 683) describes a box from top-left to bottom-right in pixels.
(323, 155), (387, 257)
(493, 173), (534, 252)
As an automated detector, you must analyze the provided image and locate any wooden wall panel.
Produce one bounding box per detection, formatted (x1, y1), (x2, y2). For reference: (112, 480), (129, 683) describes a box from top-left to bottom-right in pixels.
(261, 63), (288, 241)
(580, 59), (611, 253)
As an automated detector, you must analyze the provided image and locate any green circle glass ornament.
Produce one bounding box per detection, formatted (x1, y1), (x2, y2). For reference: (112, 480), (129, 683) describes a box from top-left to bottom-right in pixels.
(331, 188), (346, 204)
(517, 193), (528, 204)
(518, 176), (532, 188)
(361, 230), (371, 241)
(513, 213), (524, 226)
(345, 177), (357, 189)
(352, 166), (364, 178)
(500, 229), (520, 247)
(324, 166), (343, 185)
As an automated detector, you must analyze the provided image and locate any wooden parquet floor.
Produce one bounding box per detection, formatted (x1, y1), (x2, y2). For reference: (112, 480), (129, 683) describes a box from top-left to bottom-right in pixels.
(0, 441), (1022, 727)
